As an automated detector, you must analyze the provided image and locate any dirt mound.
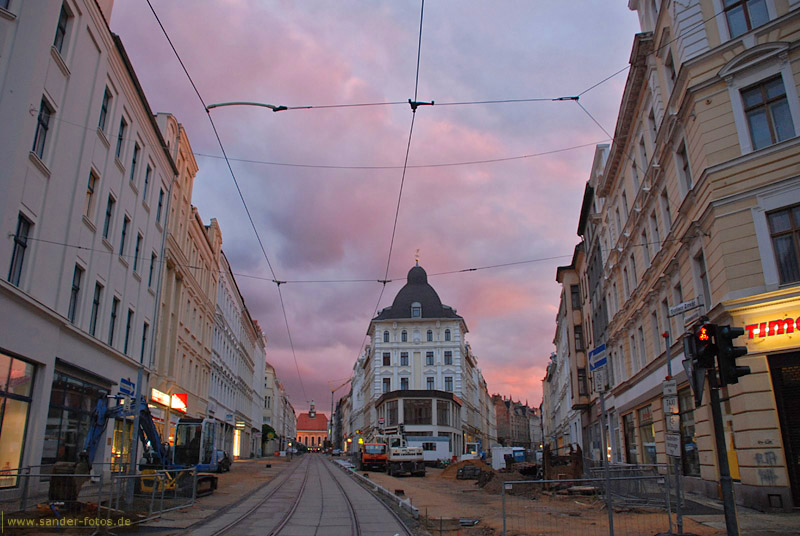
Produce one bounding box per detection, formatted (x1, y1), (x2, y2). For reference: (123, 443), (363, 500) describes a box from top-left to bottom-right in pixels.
(479, 470), (540, 499)
(439, 459), (495, 479)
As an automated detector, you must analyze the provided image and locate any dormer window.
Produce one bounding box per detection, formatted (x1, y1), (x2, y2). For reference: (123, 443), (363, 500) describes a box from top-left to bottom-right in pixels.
(401, 330), (408, 342)
(445, 329), (451, 341)
(411, 302), (422, 318)
(383, 330), (390, 343)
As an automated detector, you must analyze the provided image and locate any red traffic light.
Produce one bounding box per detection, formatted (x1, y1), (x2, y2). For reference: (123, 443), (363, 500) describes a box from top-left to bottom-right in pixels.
(698, 326), (710, 341)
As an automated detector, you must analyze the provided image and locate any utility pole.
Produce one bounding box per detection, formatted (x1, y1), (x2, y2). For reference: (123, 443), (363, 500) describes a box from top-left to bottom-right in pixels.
(662, 330), (684, 534)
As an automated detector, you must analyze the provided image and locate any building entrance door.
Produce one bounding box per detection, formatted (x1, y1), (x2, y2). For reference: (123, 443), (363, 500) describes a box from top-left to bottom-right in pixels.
(768, 352), (800, 508)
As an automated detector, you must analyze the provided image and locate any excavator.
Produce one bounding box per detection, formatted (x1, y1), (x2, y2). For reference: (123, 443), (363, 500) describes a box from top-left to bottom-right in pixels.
(49, 394), (219, 505)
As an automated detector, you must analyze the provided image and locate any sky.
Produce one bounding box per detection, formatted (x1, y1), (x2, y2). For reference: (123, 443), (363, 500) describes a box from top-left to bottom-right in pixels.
(110, 1), (642, 414)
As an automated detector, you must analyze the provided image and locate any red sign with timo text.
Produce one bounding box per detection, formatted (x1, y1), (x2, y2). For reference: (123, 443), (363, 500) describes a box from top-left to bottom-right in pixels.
(744, 318), (798, 339)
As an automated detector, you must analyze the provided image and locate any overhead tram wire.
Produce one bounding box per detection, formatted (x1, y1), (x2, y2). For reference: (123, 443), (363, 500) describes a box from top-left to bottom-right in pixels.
(145, 0), (308, 403)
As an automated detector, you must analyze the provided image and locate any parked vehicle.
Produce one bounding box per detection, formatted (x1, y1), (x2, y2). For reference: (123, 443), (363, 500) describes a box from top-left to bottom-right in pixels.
(380, 435), (425, 477)
(357, 443), (388, 471)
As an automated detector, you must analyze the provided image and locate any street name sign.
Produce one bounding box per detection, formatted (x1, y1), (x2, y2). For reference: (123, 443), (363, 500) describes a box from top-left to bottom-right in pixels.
(668, 298), (703, 318)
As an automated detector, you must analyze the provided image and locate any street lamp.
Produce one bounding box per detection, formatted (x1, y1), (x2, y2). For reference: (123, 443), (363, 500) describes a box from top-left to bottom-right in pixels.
(206, 101), (288, 112)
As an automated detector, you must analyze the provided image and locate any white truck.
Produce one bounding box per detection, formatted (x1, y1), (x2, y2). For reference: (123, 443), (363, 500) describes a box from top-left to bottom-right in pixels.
(380, 435), (426, 477)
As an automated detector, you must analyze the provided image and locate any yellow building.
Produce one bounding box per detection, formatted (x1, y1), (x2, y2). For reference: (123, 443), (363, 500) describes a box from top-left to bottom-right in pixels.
(559, 0), (800, 512)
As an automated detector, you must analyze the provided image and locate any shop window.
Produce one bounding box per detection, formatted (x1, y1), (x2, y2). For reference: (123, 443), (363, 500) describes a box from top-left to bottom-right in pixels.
(638, 405), (657, 465)
(403, 399), (432, 425)
(437, 400), (450, 426)
(623, 413), (638, 464)
(679, 389), (701, 476)
(42, 371), (109, 467)
(386, 400), (398, 426)
(0, 353), (35, 487)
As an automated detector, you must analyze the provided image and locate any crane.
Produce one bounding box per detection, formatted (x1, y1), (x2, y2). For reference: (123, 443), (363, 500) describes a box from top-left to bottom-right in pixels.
(329, 377), (353, 447)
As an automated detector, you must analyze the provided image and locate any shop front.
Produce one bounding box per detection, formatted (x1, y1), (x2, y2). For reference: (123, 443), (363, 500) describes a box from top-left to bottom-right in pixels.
(0, 351), (35, 488)
(147, 387), (187, 446)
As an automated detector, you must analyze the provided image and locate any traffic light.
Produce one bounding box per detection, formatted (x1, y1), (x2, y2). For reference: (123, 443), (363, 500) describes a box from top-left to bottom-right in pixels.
(717, 325), (750, 386)
(398, 423), (405, 434)
(693, 323), (717, 368)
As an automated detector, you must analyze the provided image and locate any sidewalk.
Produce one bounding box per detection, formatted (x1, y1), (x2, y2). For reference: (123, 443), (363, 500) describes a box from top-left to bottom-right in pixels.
(140, 455), (295, 534)
(684, 492), (800, 535)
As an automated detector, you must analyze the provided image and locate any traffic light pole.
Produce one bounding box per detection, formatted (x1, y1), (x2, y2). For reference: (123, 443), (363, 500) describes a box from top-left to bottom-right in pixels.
(707, 368), (740, 536)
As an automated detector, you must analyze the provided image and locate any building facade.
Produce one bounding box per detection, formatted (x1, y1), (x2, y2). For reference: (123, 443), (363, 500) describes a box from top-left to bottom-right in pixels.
(545, 0), (800, 511)
(492, 394), (541, 451)
(150, 113), (221, 444)
(296, 402), (328, 449)
(0, 0), (179, 483)
(344, 264), (497, 455)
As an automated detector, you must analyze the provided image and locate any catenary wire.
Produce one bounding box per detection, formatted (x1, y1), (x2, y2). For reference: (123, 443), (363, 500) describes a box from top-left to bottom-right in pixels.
(145, 0), (308, 403)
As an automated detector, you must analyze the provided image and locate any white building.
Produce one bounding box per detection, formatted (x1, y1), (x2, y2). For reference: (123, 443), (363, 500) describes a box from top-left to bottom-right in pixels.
(346, 264), (497, 455)
(210, 251), (263, 458)
(0, 0), (178, 479)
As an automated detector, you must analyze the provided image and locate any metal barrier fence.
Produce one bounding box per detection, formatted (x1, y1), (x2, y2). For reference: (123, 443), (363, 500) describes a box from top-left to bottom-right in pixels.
(0, 466), (197, 531)
(501, 474), (674, 536)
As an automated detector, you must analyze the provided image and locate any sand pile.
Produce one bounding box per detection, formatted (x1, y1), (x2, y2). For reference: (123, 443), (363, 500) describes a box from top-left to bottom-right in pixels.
(438, 459), (495, 479)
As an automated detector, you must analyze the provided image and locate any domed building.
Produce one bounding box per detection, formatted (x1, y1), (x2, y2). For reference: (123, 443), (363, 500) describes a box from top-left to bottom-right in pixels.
(344, 263), (497, 460)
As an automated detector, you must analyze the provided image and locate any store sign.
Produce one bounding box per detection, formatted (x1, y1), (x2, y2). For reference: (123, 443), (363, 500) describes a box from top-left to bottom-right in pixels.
(150, 389), (188, 413)
(744, 318), (798, 339)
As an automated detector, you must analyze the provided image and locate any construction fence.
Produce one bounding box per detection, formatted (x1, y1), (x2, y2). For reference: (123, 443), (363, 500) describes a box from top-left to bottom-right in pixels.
(0, 464), (197, 531)
(501, 463), (682, 536)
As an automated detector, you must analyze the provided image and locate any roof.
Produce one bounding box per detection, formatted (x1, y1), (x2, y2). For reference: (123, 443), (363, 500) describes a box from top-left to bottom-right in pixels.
(373, 265), (463, 321)
(296, 412), (328, 432)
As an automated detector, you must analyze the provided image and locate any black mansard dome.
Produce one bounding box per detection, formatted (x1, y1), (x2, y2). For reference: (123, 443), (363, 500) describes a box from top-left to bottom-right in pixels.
(373, 265), (462, 320)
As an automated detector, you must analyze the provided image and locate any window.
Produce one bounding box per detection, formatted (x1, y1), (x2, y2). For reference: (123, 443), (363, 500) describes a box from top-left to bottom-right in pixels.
(89, 283), (102, 336)
(382, 352), (390, 366)
(574, 325), (584, 352)
(119, 216), (130, 255)
(426, 351), (434, 366)
(638, 326), (647, 369)
(400, 352), (409, 366)
(660, 189), (672, 229)
(401, 330), (407, 342)
(630, 334), (639, 373)
(664, 52), (676, 94)
(411, 302), (421, 318)
(83, 172), (98, 219)
(123, 309), (134, 355)
(156, 189), (164, 223)
(742, 76), (795, 151)
(98, 87), (111, 131)
(678, 388), (700, 476)
(444, 351), (453, 365)
(630, 254), (637, 286)
(676, 141), (692, 192)
(32, 98), (53, 160)
(53, 3), (69, 53)
(143, 165), (152, 200)
(400, 377), (409, 390)
(648, 107), (657, 143)
(404, 399), (432, 424)
(570, 284), (581, 309)
(724, 0), (769, 38)
(651, 312), (661, 352)
(622, 191), (629, 218)
(386, 400), (398, 425)
(426, 329), (433, 342)
(623, 413), (638, 464)
(133, 234), (142, 272)
(638, 405), (656, 464)
(382, 377), (391, 393)
(130, 143), (140, 182)
(383, 330), (390, 343)
(426, 376), (434, 390)
(577, 368), (588, 396)
(622, 267), (630, 298)
(615, 208), (622, 239)
(768, 204), (800, 283)
(108, 297), (120, 346)
(0, 353), (36, 487)
(444, 329), (451, 341)
(67, 264), (83, 323)
(650, 212), (661, 251)
(444, 376), (453, 392)
(695, 251), (712, 309)
(642, 230), (651, 266)
(102, 195), (115, 240)
(115, 118), (127, 159)
(8, 214), (32, 287)
(148, 252), (157, 287)
(422, 442), (436, 451)
(631, 161), (639, 191)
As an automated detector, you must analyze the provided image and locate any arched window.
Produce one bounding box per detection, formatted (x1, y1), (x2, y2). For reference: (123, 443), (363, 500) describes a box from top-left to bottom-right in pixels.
(426, 330), (433, 342)
(445, 329), (451, 341)
(401, 330), (408, 342)
(411, 302), (422, 318)
(383, 330), (390, 343)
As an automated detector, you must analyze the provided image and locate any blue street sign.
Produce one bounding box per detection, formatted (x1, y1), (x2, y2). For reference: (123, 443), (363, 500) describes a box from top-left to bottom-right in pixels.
(588, 344), (607, 371)
(120, 378), (135, 396)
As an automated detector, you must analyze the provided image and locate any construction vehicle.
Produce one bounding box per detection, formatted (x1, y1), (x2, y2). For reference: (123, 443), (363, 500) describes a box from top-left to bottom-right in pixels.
(50, 395), (219, 503)
(380, 435), (425, 477)
(356, 443), (388, 471)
